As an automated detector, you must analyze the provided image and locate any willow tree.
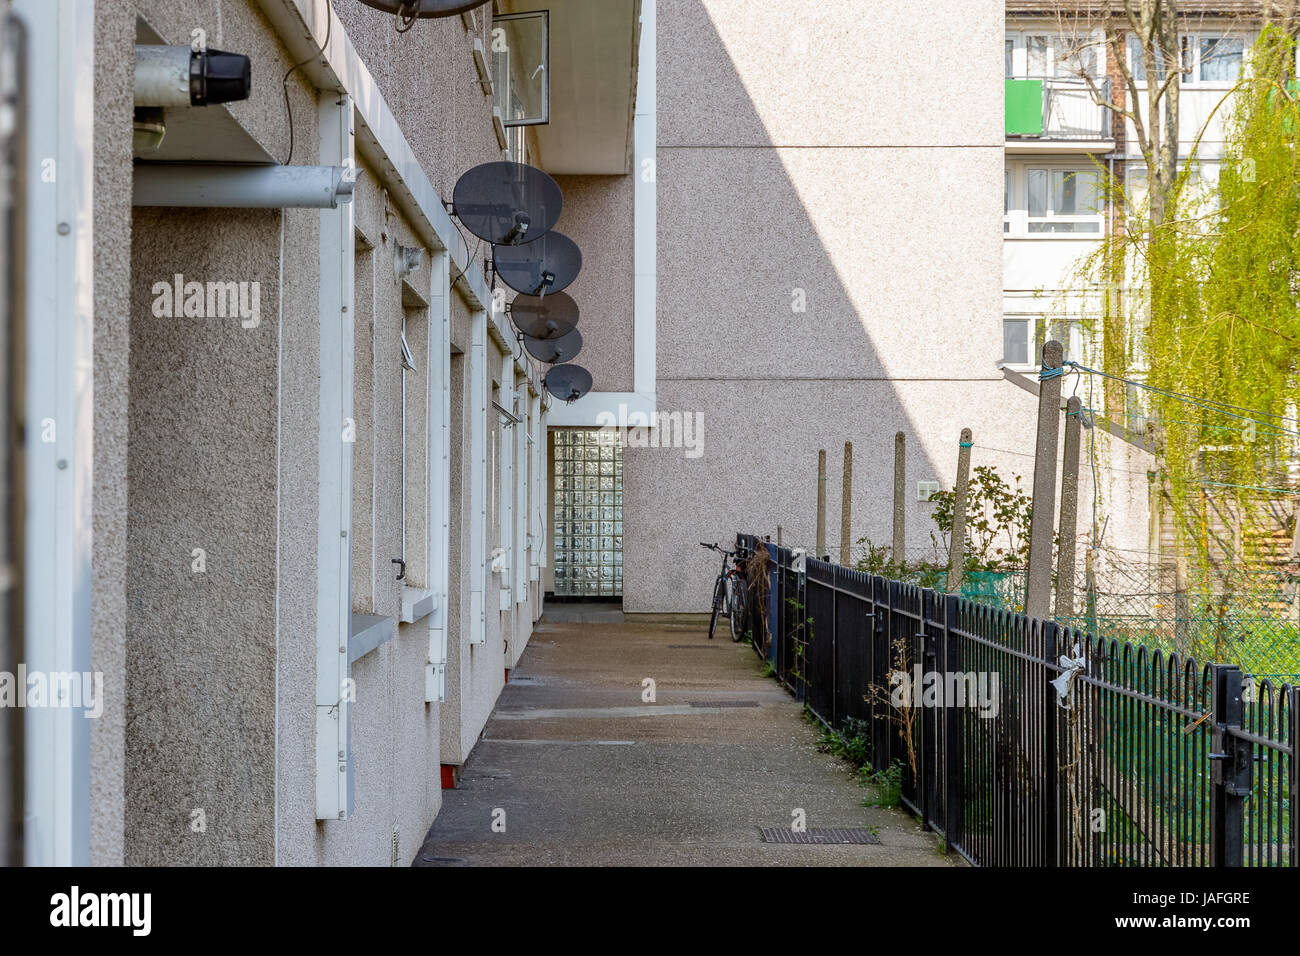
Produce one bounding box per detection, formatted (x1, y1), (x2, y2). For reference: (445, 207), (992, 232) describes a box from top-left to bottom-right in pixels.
(1068, 22), (1300, 656)
(1154, 25), (1300, 569)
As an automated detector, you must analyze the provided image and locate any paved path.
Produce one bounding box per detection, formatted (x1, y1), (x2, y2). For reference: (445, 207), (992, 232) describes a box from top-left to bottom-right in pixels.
(416, 617), (958, 866)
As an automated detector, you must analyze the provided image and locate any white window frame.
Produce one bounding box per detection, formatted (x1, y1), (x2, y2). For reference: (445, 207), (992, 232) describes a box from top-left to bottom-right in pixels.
(1005, 29), (1105, 80)
(1001, 305), (1088, 372)
(1126, 30), (1254, 88)
(1004, 160), (1106, 239)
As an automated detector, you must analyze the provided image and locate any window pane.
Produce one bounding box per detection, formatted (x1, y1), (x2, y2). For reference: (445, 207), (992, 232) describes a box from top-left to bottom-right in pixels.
(492, 12), (550, 125)
(1028, 221), (1100, 234)
(1052, 169), (1100, 215)
(1027, 35), (1049, 76)
(1006, 38), (1015, 78)
(1003, 320), (1030, 364)
(1057, 39), (1096, 78)
(1127, 35), (1169, 83)
(1200, 37), (1242, 83)
(1027, 168), (1048, 216)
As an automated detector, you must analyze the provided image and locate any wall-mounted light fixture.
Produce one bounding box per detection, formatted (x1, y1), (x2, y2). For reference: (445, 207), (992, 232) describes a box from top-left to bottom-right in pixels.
(134, 45), (251, 108)
(134, 44), (251, 154)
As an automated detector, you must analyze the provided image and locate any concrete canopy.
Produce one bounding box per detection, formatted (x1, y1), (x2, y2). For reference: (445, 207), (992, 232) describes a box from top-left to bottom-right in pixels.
(503, 0), (641, 175)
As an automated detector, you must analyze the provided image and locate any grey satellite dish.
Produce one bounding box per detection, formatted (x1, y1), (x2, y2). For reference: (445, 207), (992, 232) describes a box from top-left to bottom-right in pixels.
(452, 161), (562, 246)
(509, 290), (578, 341)
(544, 365), (593, 403)
(356, 0), (488, 17)
(494, 232), (582, 296)
(523, 328), (582, 365)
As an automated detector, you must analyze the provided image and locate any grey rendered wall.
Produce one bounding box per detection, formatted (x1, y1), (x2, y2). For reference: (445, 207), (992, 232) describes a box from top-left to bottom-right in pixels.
(127, 206), (286, 865)
(91, 0), (136, 867)
(122, 0), (506, 865)
(623, 0), (1131, 612)
(552, 174), (636, 395)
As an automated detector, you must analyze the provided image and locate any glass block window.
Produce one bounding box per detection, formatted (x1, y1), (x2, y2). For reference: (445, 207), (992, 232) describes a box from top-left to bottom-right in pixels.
(552, 429), (622, 597)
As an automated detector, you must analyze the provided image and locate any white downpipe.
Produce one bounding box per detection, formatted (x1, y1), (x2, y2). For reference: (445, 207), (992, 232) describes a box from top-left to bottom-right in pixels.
(133, 164), (358, 208)
(513, 372), (528, 608)
(499, 352), (514, 614)
(17, 0), (95, 868)
(468, 309), (487, 645)
(425, 251), (451, 702)
(314, 92), (355, 821)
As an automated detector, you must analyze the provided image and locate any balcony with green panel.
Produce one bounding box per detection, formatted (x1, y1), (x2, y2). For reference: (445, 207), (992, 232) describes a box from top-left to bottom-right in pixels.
(1006, 77), (1114, 153)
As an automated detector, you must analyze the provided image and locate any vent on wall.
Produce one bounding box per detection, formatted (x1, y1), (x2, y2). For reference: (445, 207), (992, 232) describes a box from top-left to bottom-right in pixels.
(917, 480), (940, 502)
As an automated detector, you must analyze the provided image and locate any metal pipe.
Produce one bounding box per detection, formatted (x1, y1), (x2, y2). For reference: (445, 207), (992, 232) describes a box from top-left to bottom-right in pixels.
(134, 45), (251, 108)
(133, 164), (357, 208)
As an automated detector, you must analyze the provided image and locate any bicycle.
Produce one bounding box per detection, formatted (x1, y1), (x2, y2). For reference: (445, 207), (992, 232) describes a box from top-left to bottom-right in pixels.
(700, 541), (748, 641)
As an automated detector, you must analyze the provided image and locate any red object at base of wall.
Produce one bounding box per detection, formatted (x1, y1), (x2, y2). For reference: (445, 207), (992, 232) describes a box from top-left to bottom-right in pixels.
(440, 764), (459, 790)
(504, 668), (510, 684)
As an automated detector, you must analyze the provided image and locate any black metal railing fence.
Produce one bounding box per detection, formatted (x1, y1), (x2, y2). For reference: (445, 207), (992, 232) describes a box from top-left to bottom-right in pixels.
(736, 533), (1297, 868)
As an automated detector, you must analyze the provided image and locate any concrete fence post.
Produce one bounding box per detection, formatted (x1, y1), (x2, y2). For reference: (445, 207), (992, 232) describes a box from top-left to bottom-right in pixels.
(1025, 340), (1064, 620)
(948, 428), (973, 594)
(892, 431), (906, 567)
(1056, 396), (1082, 620)
(840, 441), (853, 566)
(816, 449), (827, 560)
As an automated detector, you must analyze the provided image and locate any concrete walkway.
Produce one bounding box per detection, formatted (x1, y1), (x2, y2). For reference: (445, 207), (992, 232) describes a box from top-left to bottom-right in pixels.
(415, 617), (958, 866)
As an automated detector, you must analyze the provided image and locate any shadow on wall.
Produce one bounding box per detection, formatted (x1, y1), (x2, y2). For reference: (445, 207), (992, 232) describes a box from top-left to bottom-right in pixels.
(622, 0), (1013, 612)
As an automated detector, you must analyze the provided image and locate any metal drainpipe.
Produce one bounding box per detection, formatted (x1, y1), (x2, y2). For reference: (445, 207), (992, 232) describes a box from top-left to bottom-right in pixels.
(133, 164), (358, 208)
(400, 321), (406, 573)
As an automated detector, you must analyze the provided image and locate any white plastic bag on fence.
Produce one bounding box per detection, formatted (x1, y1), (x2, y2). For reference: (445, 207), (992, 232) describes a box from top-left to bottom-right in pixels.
(1050, 644), (1087, 710)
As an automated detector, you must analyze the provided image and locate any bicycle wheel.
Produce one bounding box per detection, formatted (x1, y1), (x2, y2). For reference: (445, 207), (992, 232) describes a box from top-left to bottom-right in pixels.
(707, 574), (726, 640)
(728, 576), (748, 642)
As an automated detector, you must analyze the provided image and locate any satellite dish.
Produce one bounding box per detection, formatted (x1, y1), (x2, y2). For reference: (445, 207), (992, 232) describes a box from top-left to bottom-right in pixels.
(355, 0), (488, 17)
(452, 161), (562, 246)
(544, 365), (593, 403)
(523, 328), (582, 365)
(508, 290), (578, 340)
(493, 232), (582, 296)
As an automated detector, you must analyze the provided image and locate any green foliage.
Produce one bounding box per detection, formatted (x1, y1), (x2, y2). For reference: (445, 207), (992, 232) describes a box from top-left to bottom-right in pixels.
(927, 465), (1033, 573)
(816, 717), (872, 769)
(854, 464), (1033, 593)
(861, 763), (904, 809)
(1074, 27), (1300, 583)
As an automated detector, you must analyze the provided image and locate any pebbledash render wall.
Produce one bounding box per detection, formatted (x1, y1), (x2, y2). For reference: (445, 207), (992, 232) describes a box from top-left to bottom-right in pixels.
(84, 0), (546, 865)
(611, 0), (1153, 613)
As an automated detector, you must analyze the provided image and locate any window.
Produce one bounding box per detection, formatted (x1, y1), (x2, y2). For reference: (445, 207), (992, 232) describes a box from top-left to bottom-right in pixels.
(1002, 313), (1087, 367)
(1128, 33), (1245, 85)
(1126, 34), (1170, 84)
(1025, 167), (1102, 234)
(1006, 163), (1108, 237)
(552, 430), (622, 598)
(1004, 168), (1012, 233)
(491, 11), (550, 126)
(1197, 36), (1244, 84)
(1007, 31), (1102, 79)
(1002, 318), (1030, 366)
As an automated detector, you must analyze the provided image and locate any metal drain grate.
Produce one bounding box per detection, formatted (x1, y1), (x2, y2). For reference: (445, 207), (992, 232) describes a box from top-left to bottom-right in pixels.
(689, 700), (760, 708)
(760, 827), (881, 845)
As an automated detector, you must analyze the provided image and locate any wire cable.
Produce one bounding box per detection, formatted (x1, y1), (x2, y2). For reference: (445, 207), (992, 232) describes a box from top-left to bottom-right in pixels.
(280, 1), (333, 167)
(1065, 361), (1300, 439)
